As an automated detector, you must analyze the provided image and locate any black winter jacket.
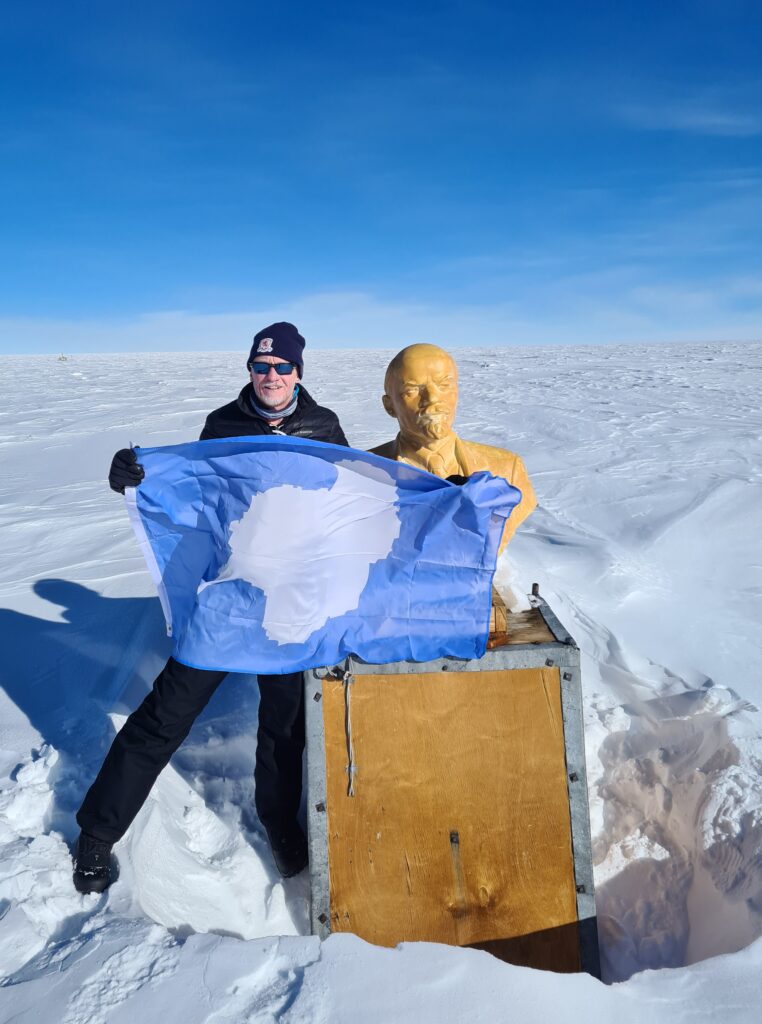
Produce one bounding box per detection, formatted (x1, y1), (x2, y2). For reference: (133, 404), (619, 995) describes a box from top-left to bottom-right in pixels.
(200, 383), (348, 446)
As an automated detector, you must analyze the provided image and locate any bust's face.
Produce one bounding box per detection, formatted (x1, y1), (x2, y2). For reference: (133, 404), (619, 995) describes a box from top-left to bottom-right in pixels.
(383, 346), (458, 446)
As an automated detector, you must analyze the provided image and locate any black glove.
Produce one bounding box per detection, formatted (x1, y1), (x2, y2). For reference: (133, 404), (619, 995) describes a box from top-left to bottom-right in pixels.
(109, 448), (145, 494)
(445, 474), (469, 486)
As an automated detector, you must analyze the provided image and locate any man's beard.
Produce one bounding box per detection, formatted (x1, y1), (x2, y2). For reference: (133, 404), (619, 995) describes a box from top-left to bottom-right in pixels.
(257, 386), (290, 409)
(416, 414), (450, 440)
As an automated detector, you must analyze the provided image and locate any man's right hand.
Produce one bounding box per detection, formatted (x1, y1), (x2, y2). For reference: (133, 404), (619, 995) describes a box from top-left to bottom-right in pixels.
(109, 448), (145, 494)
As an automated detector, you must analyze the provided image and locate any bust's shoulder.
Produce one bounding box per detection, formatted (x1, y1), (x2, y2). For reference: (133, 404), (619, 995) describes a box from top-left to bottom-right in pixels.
(456, 436), (526, 473)
(368, 439), (398, 461)
(457, 436), (537, 545)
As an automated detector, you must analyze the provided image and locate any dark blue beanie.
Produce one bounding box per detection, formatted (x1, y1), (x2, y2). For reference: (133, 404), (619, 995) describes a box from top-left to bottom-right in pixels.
(247, 322), (305, 377)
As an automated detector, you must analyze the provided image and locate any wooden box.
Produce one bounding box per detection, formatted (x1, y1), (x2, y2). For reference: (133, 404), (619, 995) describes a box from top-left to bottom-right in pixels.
(304, 592), (599, 975)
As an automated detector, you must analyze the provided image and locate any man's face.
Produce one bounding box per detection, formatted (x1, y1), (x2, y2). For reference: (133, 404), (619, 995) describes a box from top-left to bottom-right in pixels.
(383, 350), (458, 445)
(250, 356), (299, 411)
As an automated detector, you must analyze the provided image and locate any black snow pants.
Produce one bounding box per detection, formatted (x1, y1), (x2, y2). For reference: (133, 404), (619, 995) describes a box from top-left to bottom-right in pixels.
(76, 657), (305, 846)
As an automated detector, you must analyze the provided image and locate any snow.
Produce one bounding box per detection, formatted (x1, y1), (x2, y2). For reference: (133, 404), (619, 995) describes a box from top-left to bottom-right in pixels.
(1, 342), (762, 1020)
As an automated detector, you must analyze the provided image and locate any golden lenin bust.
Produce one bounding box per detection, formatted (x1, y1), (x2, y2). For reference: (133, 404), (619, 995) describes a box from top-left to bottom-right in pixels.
(369, 344), (536, 547)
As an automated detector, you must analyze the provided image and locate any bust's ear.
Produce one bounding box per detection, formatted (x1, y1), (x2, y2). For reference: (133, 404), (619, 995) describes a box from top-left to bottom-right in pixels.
(382, 394), (397, 419)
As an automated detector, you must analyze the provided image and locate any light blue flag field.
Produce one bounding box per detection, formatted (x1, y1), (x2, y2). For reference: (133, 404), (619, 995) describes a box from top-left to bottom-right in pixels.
(125, 436), (522, 673)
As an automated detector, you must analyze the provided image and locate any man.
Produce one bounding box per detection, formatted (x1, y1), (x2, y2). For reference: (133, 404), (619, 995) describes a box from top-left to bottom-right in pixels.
(370, 343), (536, 546)
(74, 322), (348, 894)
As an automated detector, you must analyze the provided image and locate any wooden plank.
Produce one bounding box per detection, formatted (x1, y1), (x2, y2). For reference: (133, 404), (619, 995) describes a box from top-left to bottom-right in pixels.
(506, 608), (555, 645)
(489, 587), (508, 637)
(322, 667), (578, 952)
(488, 599), (555, 648)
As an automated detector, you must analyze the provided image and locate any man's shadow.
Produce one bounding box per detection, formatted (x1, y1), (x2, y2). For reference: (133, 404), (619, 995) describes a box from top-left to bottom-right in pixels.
(1, 581), (301, 892)
(0, 579), (174, 833)
(1, 579), (266, 840)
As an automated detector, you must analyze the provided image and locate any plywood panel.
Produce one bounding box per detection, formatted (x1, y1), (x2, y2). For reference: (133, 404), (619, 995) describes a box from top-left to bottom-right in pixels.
(322, 667), (577, 950)
(470, 921), (582, 972)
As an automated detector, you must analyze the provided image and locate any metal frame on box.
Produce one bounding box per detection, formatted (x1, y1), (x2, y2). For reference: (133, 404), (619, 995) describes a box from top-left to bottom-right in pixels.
(304, 595), (599, 976)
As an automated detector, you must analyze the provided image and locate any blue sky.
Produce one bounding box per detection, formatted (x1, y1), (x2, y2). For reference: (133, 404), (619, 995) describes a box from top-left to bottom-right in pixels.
(1, 0), (761, 352)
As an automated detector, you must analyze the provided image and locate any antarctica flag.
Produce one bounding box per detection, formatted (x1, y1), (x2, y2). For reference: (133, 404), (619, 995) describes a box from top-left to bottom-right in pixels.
(125, 436), (521, 674)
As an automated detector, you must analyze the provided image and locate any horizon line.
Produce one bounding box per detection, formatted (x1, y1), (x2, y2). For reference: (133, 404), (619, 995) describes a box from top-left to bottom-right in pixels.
(3, 337), (761, 358)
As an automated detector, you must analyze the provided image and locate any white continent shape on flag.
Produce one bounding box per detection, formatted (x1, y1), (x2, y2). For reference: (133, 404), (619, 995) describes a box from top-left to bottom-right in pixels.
(198, 461), (401, 643)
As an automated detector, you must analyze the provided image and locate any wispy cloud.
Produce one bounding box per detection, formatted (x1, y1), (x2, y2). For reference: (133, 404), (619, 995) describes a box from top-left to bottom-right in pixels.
(618, 101), (762, 137)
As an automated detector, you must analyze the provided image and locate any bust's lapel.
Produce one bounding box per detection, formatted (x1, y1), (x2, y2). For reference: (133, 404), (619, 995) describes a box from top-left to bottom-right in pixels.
(453, 436), (475, 475)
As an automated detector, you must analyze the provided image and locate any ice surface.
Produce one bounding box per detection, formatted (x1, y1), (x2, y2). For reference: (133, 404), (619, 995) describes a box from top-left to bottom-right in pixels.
(1, 342), (761, 1020)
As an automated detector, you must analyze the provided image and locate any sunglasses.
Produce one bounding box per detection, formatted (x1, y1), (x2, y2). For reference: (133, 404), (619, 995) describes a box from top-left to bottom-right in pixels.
(249, 361), (297, 376)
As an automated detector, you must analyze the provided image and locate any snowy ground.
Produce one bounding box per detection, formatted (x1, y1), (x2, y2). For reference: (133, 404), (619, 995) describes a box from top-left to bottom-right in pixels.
(1, 342), (761, 1021)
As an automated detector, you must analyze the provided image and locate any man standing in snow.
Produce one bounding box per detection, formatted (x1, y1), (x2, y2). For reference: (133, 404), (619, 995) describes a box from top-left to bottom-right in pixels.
(73, 322), (348, 893)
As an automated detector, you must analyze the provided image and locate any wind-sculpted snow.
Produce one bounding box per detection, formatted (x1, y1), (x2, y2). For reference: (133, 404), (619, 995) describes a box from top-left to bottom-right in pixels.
(0, 342), (761, 1021)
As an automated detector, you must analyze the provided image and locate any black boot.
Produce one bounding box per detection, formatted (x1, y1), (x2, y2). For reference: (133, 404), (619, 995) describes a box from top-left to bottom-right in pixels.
(73, 831), (114, 894)
(265, 823), (308, 878)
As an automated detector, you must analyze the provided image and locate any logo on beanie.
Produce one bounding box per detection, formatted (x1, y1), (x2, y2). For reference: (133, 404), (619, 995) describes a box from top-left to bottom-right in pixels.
(257, 337), (274, 354)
